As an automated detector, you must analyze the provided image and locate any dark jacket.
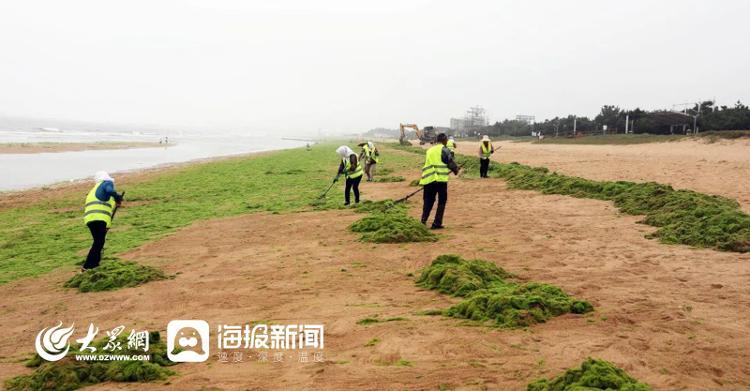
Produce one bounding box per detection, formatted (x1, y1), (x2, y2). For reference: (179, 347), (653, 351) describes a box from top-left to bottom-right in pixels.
(95, 180), (123, 203)
(440, 146), (460, 175)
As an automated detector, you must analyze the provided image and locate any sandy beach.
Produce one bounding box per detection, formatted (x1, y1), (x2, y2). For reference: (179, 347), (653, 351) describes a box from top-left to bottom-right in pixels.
(0, 142), (163, 154)
(456, 138), (750, 212)
(1, 141), (749, 390)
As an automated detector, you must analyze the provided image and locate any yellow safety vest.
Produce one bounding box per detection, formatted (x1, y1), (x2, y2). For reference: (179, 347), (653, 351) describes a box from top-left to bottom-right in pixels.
(419, 145), (450, 185)
(446, 140), (456, 151)
(83, 181), (117, 228)
(481, 143), (492, 159)
(344, 157), (364, 179)
(363, 145), (379, 164)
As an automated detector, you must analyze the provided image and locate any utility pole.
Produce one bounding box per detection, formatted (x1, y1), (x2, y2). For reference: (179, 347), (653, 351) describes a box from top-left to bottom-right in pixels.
(625, 114), (629, 134)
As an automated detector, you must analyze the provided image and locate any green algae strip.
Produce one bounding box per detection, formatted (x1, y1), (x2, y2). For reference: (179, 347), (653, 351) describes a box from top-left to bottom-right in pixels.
(5, 332), (175, 391)
(0, 143), (424, 284)
(392, 143), (750, 252)
(527, 358), (652, 391)
(417, 255), (592, 328)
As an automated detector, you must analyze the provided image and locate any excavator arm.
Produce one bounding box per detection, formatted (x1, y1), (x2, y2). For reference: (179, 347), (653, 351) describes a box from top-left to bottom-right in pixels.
(399, 123), (421, 145)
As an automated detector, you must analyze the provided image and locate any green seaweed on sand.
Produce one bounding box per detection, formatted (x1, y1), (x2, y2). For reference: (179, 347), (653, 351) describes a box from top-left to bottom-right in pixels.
(391, 143), (750, 252)
(353, 200), (406, 214)
(416, 255), (592, 328)
(350, 210), (436, 243)
(416, 254), (514, 296)
(64, 260), (169, 292)
(5, 332), (175, 391)
(372, 176), (405, 183)
(527, 358), (652, 391)
(492, 162), (750, 252)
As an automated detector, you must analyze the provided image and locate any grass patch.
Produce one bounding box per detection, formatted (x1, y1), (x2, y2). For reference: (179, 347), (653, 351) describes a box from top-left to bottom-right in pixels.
(63, 260), (169, 292)
(5, 332), (175, 391)
(527, 358), (652, 391)
(349, 201), (437, 243)
(416, 255), (593, 328)
(372, 176), (405, 183)
(0, 143), (425, 284)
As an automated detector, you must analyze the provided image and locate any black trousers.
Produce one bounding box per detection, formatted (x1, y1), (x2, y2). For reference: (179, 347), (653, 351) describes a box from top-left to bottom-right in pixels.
(83, 220), (108, 270)
(345, 176), (362, 204)
(480, 158), (490, 178)
(421, 181), (448, 227)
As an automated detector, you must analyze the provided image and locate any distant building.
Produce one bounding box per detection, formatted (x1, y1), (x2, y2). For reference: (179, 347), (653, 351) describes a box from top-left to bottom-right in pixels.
(450, 106), (488, 136)
(515, 115), (535, 124)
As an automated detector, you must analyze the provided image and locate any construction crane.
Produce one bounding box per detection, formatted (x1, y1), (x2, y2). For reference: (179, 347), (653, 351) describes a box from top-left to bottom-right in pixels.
(399, 123), (437, 145)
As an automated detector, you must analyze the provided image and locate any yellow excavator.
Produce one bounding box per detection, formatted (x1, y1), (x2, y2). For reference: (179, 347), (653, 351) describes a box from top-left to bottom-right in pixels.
(399, 123), (437, 145)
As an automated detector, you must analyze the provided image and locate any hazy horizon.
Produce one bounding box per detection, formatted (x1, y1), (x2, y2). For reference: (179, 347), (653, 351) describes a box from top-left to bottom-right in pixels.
(1, 0), (748, 135)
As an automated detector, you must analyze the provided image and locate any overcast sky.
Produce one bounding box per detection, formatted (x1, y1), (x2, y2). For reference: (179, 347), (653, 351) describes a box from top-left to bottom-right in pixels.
(1, 0), (747, 134)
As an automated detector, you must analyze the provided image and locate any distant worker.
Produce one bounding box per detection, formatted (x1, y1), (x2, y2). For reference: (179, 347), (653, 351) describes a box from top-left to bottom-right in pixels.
(82, 171), (123, 271)
(360, 141), (380, 182)
(334, 145), (364, 205)
(419, 133), (460, 229)
(446, 136), (457, 157)
(478, 135), (495, 178)
(538, 130), (545, 143)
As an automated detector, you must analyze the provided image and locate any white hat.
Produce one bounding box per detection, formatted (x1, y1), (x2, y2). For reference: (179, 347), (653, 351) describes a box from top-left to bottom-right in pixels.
(94, 171), (114, 183)
(481, 135), (491, 142)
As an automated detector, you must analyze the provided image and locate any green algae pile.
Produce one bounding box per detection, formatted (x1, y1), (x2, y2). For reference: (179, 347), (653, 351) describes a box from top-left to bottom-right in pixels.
(350, 199), (436, 243)
(5, 332), (175, 391)
(353, 199), (406, 214)
(527, 358), (652, 391)
(417, 255), (592, 328)
(64, 261), (169, 292)
(416, 254), (514, 296)
(350, 209), (437, 243)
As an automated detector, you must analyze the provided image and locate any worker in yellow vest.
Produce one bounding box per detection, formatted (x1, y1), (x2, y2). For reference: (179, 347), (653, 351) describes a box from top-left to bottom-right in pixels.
(82, 171), (123, 271)
(334, 145), (364, 205)
(478, 135), (495, 178)
(446, 136), (457, 157)
(419, 133), (460, 229)
(359, 141), (380, 182)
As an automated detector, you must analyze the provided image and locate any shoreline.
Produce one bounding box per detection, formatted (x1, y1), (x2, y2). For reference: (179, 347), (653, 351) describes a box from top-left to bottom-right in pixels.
(0, 141), (164, 154)
(0, 145), (303, 210)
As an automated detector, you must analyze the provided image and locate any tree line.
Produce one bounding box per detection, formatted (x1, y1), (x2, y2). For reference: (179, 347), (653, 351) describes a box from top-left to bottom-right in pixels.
(480, 101), (750, 137)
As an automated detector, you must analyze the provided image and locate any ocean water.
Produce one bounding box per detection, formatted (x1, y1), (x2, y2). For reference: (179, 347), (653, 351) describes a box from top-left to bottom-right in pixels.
(0, 130), (308, 191)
